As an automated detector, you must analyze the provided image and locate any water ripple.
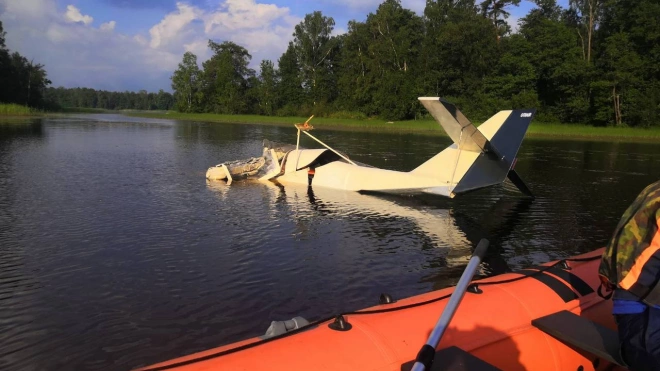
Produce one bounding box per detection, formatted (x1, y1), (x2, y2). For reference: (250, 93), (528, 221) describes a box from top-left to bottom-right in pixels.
(1, 118), (659, 370)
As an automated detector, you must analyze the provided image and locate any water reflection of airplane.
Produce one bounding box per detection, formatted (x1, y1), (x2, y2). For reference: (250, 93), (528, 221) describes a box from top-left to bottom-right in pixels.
(206, 179), (533, 277)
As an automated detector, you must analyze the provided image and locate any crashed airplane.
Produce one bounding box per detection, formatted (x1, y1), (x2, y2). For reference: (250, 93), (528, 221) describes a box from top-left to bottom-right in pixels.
(206, 97), (536, 198)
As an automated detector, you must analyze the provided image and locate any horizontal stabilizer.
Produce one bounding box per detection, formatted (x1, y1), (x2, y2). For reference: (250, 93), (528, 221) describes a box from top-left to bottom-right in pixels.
(418, 97), (488, 153)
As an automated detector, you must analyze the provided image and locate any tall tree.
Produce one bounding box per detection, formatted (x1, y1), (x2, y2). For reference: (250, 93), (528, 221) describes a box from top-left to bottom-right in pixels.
(593, 0), (660, 127)
(336, 20), (373, 114)
(526, 0), (562, 22)
(276, 42), (304, 115)
(257, 60), (278, 115)
(419, 0), (497, 119)
(594, 33), (642, 126)
(518, 6), (589, 123)
(171, 52), (201, 113)
(0, 19), (6, 49)
(568, 0), (603, 64)
(480, 0), (522, 43)
(364, 0), (424, 119)
(201, 40), (256, 114)
(0, 20), (51, 108)
(483, 34), (539, 110)
(292, 11), (338, 106)
(5, 52), (50, 107)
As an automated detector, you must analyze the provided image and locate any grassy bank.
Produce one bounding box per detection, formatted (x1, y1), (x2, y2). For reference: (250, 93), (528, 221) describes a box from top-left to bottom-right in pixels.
(58, 107), (111, 114)
(129, 111), (439, 133)
(128, 111), (660, 141)
(525, 123), (660, 140)
(0, 103), (42, 116)
(0, 104), (114, 117)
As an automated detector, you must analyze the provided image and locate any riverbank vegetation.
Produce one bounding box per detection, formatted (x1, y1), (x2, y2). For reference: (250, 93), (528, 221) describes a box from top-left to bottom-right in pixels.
(0, 21), (51, 112)
(167, 0), (659, 129)
(0, 103), (40, 116)
(130, 111), (660, 140)
(44, 87), (175, 112)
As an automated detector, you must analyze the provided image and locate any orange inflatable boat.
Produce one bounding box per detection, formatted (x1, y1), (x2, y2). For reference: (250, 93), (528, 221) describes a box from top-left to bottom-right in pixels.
(136, 246), (628, 371)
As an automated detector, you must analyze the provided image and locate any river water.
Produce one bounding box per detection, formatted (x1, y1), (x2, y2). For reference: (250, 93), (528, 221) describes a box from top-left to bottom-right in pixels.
(1, 114), (659, 370)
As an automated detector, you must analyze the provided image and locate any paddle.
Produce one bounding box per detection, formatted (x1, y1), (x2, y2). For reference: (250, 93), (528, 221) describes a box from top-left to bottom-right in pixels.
(410, 238), (490, 371)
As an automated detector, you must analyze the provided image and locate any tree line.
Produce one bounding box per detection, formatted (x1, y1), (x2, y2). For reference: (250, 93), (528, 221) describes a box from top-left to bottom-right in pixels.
(0, 19), (174, 112)
(171, 0), (660, 127)
(43, 87), (175, 111)
(0, 20), (51, 109)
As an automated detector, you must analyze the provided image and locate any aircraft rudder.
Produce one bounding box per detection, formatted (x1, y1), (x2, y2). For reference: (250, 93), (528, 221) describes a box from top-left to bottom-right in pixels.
(451, 107), (536, 196)
(486, 108), (536, 169)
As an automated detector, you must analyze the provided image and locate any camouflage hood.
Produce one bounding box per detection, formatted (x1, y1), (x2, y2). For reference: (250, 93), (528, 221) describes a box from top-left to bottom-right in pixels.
(599, 180), (660, 291)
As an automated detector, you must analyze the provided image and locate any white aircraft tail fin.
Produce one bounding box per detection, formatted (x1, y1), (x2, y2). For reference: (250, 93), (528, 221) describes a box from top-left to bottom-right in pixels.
(414, 97), (536, 197)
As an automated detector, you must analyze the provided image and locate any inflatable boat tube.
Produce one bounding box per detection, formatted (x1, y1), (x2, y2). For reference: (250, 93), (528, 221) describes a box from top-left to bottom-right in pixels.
(135, 248), (627, 371)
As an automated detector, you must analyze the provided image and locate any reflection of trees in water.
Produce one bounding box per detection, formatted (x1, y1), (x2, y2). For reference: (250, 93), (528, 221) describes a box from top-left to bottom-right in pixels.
(417, 195), (534, 291)
(514, 138), (660, 260)
(0, 119), (45, 226)
(174, 121), (295, 148)
(0, 119), (45, 344)
(0, 119), (44, 141)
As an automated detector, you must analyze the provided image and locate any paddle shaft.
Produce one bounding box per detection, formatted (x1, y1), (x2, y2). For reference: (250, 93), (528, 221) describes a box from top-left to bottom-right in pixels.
(410, 238), (490, 371)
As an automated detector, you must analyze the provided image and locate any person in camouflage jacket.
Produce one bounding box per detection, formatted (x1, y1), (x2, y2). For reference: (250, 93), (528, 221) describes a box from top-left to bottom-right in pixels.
(598, 180), (660, 370)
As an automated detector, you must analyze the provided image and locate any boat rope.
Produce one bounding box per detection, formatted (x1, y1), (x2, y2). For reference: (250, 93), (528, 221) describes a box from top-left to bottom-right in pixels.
(137, 253), (601, 371)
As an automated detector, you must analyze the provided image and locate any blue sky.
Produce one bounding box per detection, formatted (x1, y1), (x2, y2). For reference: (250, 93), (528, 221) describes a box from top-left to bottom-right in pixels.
(0, 0), (570, 93)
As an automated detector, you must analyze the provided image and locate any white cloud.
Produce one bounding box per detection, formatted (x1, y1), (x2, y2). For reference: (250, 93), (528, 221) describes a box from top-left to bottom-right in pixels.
(203, 0), (290, 32)
(401, 0), (426, 14)
(64, 4), (93, 25)
(134, 34), (149, 46)
(331, 26), (347, 37)
(147, 0), (299, 64)
(0, 0), (300, 92)
(100, 21), (116, 31)
(320, 0), (426, 14)
(149, 2), (200, 49)
(183, 39), (209, 58)
(0, 0), (54, 20)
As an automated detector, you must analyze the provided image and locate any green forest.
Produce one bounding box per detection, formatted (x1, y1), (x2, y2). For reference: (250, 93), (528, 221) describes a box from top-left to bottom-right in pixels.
(0, 20), (51, 109)
(170, 0), (660, 127)
(44, 87), (175, 111)
(2, 0), (659, 127)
